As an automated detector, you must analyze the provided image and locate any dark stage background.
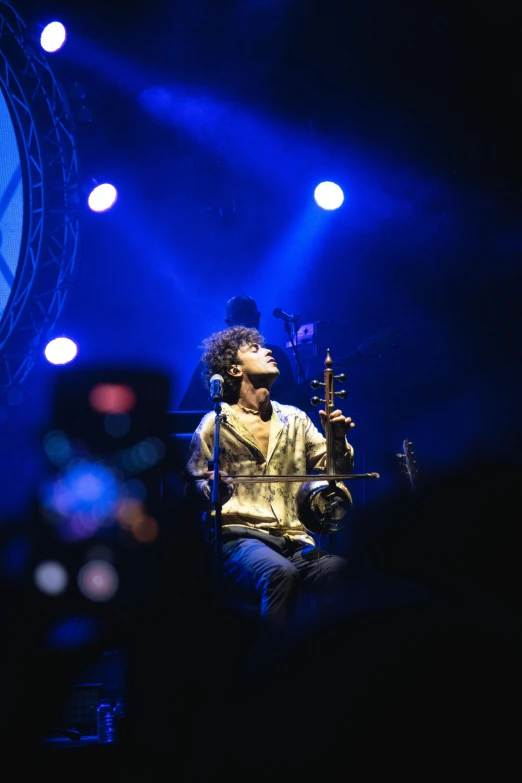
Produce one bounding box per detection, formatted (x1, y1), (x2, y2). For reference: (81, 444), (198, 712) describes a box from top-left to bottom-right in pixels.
(2, 0), (521, 520)
(0, 0), (521, 772)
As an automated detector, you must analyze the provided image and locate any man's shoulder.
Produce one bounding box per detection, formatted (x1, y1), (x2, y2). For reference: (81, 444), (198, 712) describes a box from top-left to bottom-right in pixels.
(272, 400), (308, 419)
(193, 409), (215, 431)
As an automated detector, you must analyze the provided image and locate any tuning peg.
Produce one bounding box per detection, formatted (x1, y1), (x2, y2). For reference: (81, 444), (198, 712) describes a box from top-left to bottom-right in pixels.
(310, 379), (324, 388)
(310, 396), (323, 406)
(334, 389), (347, 399)
(334, 373), (346, 381)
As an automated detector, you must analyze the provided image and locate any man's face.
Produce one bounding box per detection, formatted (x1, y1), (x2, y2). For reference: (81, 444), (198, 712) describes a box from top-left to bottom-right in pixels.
(235, 341), (280, 382)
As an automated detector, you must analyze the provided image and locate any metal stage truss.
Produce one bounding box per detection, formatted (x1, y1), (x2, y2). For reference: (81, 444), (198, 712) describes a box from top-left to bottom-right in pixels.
(0, 1), (80, 409)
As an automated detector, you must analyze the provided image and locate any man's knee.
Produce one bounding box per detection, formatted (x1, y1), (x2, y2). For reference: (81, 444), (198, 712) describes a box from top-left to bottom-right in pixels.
(263, 559), (299, 590)
(321, 553), (351, 587)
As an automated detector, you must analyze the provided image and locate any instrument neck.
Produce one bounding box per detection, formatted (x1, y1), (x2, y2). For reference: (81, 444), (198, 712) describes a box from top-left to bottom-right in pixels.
(324, 350), (336, 475)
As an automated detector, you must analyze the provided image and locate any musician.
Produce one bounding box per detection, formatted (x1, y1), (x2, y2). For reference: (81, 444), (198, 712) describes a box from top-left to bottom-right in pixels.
(184, 324), (356, 627)
(178, 294), (307, 411)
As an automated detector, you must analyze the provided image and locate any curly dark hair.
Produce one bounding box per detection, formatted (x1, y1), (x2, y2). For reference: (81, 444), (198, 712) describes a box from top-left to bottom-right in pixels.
(200, 326), (265, 403)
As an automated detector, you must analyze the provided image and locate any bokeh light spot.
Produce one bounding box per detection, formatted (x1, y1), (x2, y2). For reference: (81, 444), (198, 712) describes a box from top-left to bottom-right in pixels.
(34, 560), (69, 596)
(133, 515), (159, 543)
(89, 383), (136, 414)
(43, 430), (73, 467)
(115, 497), (145, 530)
(77, 559), (119, 602)
(114, 498), (158, 542)
(41, 460), (120, 541)
(104, 413), (131, 437)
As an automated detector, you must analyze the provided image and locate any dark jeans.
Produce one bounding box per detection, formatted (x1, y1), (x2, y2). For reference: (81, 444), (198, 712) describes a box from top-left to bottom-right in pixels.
(221, 531), (350, 626)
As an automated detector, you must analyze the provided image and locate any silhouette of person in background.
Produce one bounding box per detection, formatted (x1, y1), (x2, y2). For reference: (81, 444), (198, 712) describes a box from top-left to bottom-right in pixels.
(178, 295), (306, 410)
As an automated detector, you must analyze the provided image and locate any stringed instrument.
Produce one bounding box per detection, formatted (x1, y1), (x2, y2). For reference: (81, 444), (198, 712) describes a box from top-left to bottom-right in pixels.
(396, 439), (419, 492)
(195, 348), (379, 534)
(294, 348), (357, 535)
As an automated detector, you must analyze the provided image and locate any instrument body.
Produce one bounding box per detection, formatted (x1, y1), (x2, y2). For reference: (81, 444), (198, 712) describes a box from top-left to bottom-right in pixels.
(295, 479), (353, 535)
(296, 349), (354, 536)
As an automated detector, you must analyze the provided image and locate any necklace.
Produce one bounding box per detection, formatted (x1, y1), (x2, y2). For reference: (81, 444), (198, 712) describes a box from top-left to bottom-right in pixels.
(236, 401), (261, 415)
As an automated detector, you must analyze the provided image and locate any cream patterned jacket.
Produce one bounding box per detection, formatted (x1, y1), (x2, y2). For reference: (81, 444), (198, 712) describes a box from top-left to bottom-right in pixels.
(185, 401), (354, 546)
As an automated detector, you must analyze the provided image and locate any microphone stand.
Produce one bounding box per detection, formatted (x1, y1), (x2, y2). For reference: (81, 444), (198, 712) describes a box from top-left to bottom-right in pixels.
(209, 396), (226, 582)
(284, 319), (308, 389)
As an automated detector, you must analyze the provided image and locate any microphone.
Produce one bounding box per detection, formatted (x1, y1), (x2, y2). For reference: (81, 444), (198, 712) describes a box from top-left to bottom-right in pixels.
(273, 308), (300, 323)
(209, 374), (224, 402)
